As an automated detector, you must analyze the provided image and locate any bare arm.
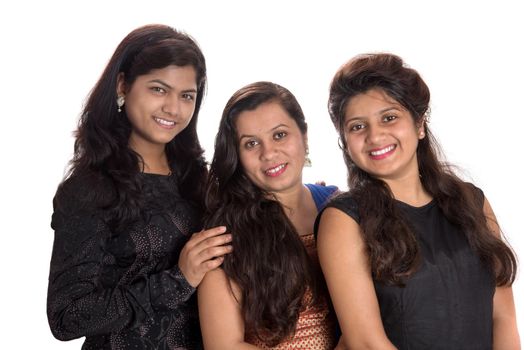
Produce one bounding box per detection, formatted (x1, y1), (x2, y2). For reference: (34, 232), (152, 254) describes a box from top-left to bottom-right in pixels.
(317, 207), (397, 350)
(483, 198), (520, 350)
(198, 268), (260, 350)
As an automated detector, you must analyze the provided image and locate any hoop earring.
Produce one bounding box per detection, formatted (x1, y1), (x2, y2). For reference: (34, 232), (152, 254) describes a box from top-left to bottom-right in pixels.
(117, 95), (125, 113)
(337, 137), (345, 151)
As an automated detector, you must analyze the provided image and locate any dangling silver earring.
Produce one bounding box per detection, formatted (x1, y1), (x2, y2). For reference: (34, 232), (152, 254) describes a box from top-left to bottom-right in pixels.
(117, 95), (125, 113)
(304, 147), (312, 167)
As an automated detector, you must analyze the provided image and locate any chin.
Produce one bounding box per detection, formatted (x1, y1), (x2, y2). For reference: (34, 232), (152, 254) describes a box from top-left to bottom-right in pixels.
(157, 135), (178, 144)
(267, 182), (296, 194)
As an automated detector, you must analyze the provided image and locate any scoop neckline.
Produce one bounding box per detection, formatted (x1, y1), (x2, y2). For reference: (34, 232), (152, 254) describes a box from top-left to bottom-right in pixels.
(140, 172), (172, 177)
(395, 198), (436, 211)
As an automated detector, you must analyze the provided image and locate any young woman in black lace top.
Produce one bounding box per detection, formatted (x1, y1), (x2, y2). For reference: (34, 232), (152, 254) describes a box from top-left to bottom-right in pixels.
(47, 24), (232, 349)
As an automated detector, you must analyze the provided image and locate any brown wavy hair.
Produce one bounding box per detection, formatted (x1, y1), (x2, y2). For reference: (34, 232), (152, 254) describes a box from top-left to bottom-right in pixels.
(328, 53), (516, 286)
(204, 82), (315, 345)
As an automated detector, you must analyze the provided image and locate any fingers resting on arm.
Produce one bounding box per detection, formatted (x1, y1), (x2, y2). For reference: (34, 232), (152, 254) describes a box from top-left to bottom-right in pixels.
(178, 226), (233, 287)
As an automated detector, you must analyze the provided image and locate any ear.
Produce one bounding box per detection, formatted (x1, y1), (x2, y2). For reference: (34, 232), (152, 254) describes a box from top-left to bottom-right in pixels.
(116, 72), (126, 97)
(417, 121), (426, 139)
(302, 132), (309, 152)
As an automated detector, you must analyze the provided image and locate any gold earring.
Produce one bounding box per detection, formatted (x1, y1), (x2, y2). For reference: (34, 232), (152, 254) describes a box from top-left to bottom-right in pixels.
(304, 147), (312, 167)
(117, 95), (125, 113)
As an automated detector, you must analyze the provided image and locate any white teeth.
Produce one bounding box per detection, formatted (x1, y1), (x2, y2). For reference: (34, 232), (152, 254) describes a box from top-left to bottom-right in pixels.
(370, 145), (395, 156)
(266, 164), (285, 174)
(154, 117), (175, 126)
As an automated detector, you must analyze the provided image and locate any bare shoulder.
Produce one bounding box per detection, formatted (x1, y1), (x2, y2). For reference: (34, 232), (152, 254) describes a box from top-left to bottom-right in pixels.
(199, 268), (229, 295)
(317, 206), (368, 278)
(316, 207), (394, 347)
(317, 206), (362, 245)
(481, 195), (502, 238)
(201, 267), (228, 285)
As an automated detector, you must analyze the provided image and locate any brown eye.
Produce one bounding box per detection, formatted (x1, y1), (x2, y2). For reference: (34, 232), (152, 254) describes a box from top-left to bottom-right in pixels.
(244, 140), (259, 149)
(274, 131), (287, 140)
(151, 86), (166, 94)
(349, 123), (365, 132)
(182, 93), (195, 101)
(383, 115), (397, 122)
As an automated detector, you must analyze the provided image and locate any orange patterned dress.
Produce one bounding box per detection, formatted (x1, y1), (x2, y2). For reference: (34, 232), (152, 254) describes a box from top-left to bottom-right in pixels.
(244, 233), (337, 349)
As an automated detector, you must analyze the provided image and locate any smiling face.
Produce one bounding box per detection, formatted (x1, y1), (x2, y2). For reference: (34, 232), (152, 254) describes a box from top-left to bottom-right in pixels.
(236, 101), (307, 195)
(343, 88), (425, 183)
(117, 65), (197, 156)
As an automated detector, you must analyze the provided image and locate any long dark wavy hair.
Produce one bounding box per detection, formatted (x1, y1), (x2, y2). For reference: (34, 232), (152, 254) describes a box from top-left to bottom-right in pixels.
(57, 24), (207, 231)
(204, 82), (315, 345)
(328, 53), (516, 286)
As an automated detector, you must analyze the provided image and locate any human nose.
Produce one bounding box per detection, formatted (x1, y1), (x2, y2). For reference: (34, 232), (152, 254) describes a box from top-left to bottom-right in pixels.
(260, 141), (277, 161)
(366, 124), (385, 144)
(161, 95), (180, 117)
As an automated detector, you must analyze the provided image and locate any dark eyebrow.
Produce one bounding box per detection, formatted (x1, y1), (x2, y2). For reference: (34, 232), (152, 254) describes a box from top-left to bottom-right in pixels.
(238, 134), (254, 142)
(238, 124), (290, 141)
(345, 116), (362, 124)
(346, 107), (402, 123)
(378, 107), (402, 114)
(147, 79), (197, 93)
(148, 79), (172, 89)
(271, 123), (290, 131)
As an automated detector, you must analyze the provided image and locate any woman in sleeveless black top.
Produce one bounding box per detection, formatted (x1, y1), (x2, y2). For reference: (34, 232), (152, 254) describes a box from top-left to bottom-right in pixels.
(316, 53), (519, 349)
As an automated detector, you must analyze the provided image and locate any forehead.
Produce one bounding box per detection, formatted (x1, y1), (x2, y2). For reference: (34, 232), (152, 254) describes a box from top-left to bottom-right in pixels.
(235, 101), (298, 134)
(134, 65), (197, 88)
(344, 88), (403, 119)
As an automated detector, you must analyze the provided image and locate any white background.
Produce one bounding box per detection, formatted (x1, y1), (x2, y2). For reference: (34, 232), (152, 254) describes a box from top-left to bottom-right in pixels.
(1, 1), (522, 348)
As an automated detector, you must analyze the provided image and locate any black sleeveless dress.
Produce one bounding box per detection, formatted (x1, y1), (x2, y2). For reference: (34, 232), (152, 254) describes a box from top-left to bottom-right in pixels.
(324, 192), (495, 350)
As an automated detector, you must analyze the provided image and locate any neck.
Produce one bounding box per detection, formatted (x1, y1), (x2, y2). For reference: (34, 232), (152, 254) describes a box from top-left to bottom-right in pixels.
(273, 184), (306, 214)
(384, 175), (432, 207)
(129, 139), (170, 175)
(273, 183), (317, 236)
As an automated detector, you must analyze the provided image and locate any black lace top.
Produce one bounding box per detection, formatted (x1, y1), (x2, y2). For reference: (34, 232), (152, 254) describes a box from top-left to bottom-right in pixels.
(47, 173), (203, 349)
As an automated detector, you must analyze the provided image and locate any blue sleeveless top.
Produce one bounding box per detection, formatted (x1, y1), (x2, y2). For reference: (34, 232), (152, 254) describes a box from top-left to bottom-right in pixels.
(305, 184), (338, 211)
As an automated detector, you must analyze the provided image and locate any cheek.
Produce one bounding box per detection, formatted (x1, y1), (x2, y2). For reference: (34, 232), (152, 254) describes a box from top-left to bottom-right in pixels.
(240, 157), (260, 185)
(184, 104), (196, 120)
(344, 136), (358, 156)
(124, 95), (147, 120)
(400, 128), (420, 145)
(292, 135), (307, 154)
(181, 115), (193, 128)
(294, 142), (306, 158)
(125, 108), (140, 128)
(238, 150), (256, 175)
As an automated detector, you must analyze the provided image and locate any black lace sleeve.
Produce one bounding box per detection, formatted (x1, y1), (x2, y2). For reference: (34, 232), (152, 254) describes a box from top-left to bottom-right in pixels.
(47, 192), (196, 341)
